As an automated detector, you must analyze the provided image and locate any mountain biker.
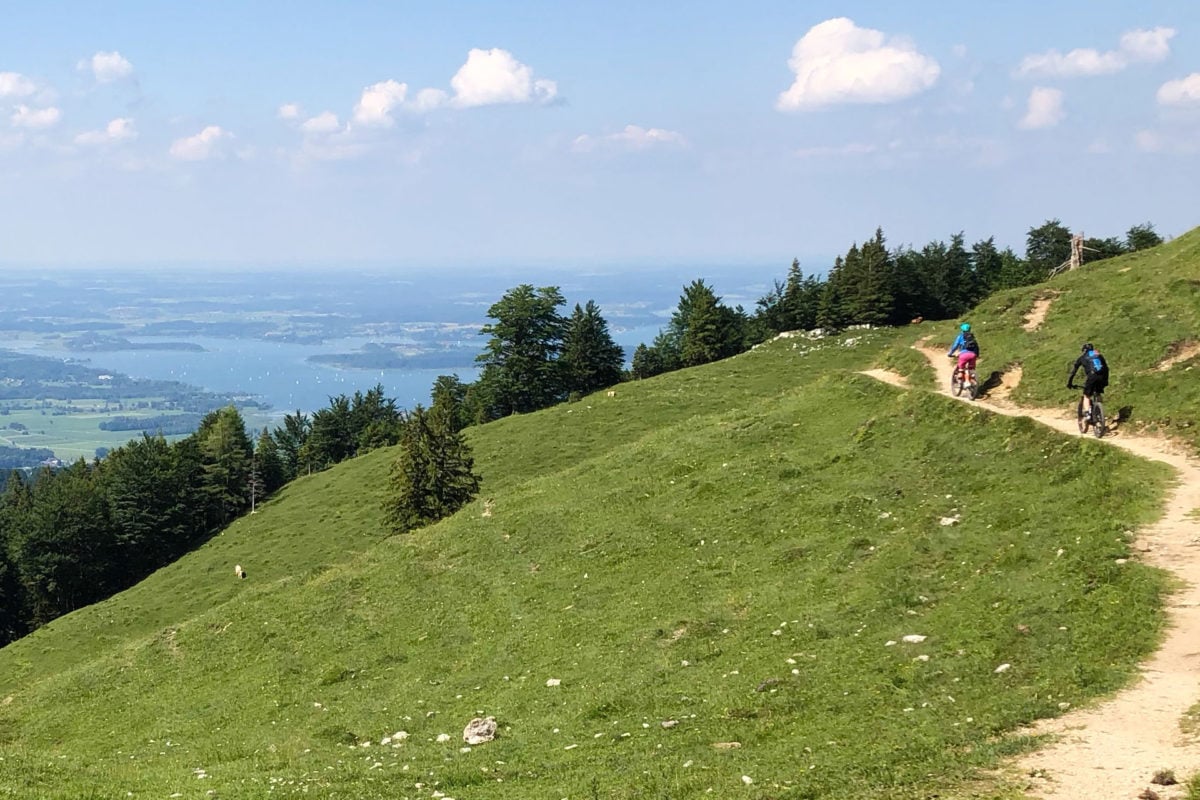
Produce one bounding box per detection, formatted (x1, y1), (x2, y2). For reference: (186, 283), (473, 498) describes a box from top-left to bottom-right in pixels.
(947, 322), (980, 382)
(1068, 342), (1109, 418)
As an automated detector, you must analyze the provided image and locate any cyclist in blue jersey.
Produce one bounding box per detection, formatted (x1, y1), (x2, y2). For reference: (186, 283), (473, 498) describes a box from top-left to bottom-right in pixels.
(1067, 342), (1109, 418)
(947, 322), (980, 381)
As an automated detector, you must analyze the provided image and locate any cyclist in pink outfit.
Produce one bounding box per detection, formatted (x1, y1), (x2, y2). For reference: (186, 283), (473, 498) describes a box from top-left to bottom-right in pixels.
(947, 322), (980, 376)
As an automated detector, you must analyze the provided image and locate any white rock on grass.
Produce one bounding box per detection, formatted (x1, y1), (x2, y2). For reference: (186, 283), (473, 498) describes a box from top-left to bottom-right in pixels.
(436, 733), (451, 743)
(546, 678), (561, 687)
(901, 634), (927, 644)
(463, 716), (498, 745)
(994, 663), (1011, 674)
(939, 516), (960, 526)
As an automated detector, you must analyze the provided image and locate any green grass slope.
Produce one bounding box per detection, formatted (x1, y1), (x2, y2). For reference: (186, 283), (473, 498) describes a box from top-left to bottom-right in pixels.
(14, 221), (1200, 796)
(887, 227), (1200, 454)
(0, 328), (1176, 799)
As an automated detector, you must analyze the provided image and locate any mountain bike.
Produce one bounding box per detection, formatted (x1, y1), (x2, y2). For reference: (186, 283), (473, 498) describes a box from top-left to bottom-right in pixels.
(1075, 390), (1106, 438)
(949, 357), (978, 400)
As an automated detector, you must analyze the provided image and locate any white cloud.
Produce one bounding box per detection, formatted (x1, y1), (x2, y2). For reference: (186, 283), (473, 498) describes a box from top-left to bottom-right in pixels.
(573, 124), (687, 152)
(301, 111), (341, 133)
(1157, 73), (1200, 106)
(75, 117), (137, 145)
(1018, 87), (1065, 130)
(449, 48), (557, 108)
(169, 125), (231, 160)
(80, 51), (134, 83)
(1119, 27), (1175, 62)
(409, 87), (449, 112)
(776, 17), (940, 111)
(278, 103), (301, 120)
(1016, 26), (1175, 78)
(11, 105), (61, 129)
(352, 79), (407, 127)
(0, 72), (36, 98)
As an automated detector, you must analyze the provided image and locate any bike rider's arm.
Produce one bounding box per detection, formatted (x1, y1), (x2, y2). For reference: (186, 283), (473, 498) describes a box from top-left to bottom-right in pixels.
(947, 332), (964, 356)
(1066, 356), (1082, 388)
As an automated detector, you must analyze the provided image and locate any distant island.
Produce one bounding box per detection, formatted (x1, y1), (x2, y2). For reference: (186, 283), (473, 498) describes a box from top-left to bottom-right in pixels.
(66, 334), (205, 352)
(308, 342), (477, 370)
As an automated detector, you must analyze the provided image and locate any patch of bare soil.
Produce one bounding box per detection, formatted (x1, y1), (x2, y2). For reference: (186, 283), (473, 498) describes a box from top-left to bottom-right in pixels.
(984, 364), (1023, 406)
(859, 368), (909, 388)
(1023, 294), (1059, 332)
(1154, 341), (1200, 373)
(868, 344), (1200, 800)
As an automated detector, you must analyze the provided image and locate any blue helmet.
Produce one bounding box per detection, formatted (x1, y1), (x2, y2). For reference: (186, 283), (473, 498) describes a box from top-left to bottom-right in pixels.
(960, 323), (971, 332)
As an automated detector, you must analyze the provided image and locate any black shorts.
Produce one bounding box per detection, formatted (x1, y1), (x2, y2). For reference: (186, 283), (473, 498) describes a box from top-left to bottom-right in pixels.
(1083, 373), (1108, 397)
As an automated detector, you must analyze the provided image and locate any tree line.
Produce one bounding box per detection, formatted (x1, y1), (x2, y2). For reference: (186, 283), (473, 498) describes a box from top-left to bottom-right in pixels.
(632, 219), (1162, 378)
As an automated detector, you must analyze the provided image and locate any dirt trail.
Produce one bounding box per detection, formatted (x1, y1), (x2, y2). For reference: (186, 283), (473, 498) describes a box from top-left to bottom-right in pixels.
(1023, 294), (1058, 332)
(865, 346), (1200, 800)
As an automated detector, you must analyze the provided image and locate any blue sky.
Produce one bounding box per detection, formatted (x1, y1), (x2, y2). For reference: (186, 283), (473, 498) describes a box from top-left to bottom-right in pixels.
(2, 1), (1198, 270)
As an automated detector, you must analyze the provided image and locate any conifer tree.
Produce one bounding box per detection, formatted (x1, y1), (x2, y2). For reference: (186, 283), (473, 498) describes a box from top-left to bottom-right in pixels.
(383, 404), (481, 534)
(560, 300), (624, 395)
(431, 374), (473, 433)
(254, 427), (285, 495)
(476, 284), (569, 418)
(970, 237), (1004, 297)
(0, 520), (27, 645)
(272, 410), (311, 481)
(196, 406), (253, 529)
(630, 343), (665, 379)
(816, 258), (849, 332)
(14, 461), (116, 625)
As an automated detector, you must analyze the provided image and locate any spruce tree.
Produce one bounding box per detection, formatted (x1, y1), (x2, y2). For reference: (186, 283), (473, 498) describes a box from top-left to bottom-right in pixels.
(383, 404), (481, 534)
(476, 284), (569, 417)
(560, 300), (624, 395)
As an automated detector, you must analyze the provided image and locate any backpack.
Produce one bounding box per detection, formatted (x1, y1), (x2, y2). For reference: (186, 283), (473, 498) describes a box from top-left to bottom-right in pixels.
(962, 331), (980, 355)
(1088, 350), (1107, 375)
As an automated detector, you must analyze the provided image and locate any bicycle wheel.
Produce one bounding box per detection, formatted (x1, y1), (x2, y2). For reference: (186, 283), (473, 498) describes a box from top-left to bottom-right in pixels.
(1092, 400), (1106, 438)
(968, 371), (978, 400)
(1077, 399), (1089, 434)
(951, 371), (964, 396)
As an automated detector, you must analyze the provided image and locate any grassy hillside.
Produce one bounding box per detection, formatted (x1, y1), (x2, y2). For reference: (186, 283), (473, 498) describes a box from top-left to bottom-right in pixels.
(0, 323), (1174, 799)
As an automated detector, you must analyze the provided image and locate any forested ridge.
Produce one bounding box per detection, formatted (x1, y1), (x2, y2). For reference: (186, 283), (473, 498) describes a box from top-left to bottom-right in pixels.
(0, 217), (1163, 646)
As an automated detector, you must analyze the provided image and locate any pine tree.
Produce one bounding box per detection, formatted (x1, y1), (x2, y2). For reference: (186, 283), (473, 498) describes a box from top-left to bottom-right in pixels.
(630, 343), (663, 380)
(383, 404), (481, 534)
(99, 433), (192, 574)
(272, 410), (311, 481)
(970, 237), (1004, 297)
(476, 285), (569, 417)
(14, 461), (116, 626)
(816, 257), (849, 332)
(669, 280), (746, 367)
(844, 228), (894, 326)
(254, 427), (286, 495)
(560, 301), (624, 395)
(431, 374), (472, 433)
(195, 406), (253, 529)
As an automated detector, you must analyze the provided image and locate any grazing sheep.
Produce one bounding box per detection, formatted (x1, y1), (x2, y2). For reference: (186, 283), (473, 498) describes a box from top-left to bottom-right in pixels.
(234, 564), (246, 579)
(910, 316), (924, 325)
